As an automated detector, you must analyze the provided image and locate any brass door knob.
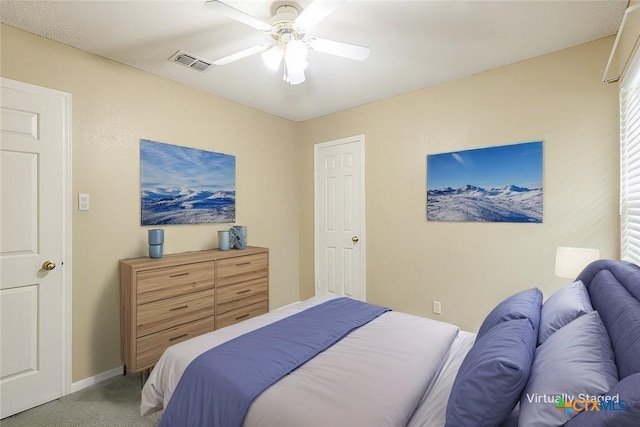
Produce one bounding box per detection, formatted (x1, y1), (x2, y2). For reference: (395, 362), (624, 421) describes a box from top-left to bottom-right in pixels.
(42, 260), (56, 271)
(352, 236), (359, 243)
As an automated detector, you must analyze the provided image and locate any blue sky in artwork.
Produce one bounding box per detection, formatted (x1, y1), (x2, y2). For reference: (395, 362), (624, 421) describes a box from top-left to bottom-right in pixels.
(427, 141), (543, 190)
(140, 139), (235, 191)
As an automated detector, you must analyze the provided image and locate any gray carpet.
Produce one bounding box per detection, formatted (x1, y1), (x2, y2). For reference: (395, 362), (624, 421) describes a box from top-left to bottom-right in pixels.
(1, 373), (163, 427)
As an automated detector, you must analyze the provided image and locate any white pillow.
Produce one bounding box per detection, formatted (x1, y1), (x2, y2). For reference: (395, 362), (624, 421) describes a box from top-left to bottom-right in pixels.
(538, 280), (593, 345)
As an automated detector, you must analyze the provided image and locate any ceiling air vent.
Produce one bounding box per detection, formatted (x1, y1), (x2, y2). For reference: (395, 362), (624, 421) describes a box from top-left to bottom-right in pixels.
(168, 50), (213, 72)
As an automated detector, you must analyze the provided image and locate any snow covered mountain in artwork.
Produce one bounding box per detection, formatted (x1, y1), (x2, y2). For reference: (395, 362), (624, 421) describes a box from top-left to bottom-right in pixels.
(427, 184), (542, 223)
(142, 188), (235, 225)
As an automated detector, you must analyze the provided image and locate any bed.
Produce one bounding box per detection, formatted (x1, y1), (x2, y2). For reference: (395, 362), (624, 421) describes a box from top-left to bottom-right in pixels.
(141, 259), (640, 426)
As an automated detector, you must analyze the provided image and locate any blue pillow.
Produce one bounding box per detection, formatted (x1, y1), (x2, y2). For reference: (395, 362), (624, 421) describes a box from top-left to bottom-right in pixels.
(446, 318), (536, 427)
(587, 270), (640, 379)
(538, 280), (593, 345)
(564, 373), (640, 427)
(476, 288), (542, 339)
(518, 311), (618, 427)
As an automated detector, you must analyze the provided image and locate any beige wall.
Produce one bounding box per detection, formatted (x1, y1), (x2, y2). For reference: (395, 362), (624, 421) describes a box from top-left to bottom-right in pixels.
(298, 36), (620, 332)
(1, 24), (301, 382)
(1, 23), (621, 382)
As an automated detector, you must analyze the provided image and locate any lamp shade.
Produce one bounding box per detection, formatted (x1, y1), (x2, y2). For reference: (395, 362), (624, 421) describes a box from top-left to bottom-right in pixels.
(554, 247), (600, 279)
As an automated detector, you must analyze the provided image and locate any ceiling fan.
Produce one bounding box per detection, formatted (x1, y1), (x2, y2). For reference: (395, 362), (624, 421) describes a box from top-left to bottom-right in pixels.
(204, 0), (370, 85)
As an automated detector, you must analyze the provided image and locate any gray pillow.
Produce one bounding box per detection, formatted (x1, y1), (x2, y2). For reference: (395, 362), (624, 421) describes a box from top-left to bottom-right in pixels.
(519, 311), (618, 427)
(538, 280), (592, 345)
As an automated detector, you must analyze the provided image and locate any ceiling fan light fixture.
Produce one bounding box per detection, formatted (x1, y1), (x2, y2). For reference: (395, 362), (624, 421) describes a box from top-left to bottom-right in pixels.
(285, 39), (309, 62)
(280, 39), (308, 85)
(284, 51), (308, 77)
(284, 55), (308, 74)
(287, 73), (305, 85)
(285, 68), (306, 85)
(261, 45), (284, 71)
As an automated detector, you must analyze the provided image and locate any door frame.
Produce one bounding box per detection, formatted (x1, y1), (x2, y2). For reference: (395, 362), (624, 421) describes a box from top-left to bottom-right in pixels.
(1, 77), (73, 398)
(313, 134), (366, 299)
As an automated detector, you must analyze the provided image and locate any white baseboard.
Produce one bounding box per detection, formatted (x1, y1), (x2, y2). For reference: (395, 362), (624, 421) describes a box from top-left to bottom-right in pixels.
(273, 300), (301, 311)
(70, 366), (123, 394)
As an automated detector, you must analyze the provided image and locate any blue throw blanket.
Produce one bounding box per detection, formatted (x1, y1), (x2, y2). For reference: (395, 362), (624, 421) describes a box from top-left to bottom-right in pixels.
(158, 297), (390, 427)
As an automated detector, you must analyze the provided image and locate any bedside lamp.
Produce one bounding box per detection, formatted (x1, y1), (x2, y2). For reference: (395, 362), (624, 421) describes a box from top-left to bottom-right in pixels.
(555, 246), (600, 279)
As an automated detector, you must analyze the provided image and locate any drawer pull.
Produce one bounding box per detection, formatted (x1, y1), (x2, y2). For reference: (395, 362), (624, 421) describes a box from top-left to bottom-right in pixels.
(169, 333), (188, 342)
(236, 289), (251, 295)
(169, 272), (189, 278)
(169, 305), (189, 311)
(235, 313), (251, 321)
(236, 261), (251, 266)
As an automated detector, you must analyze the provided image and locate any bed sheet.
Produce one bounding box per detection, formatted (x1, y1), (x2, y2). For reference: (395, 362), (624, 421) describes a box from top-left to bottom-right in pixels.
(407, 330), (476, 427)
(142, 295), (463, 427)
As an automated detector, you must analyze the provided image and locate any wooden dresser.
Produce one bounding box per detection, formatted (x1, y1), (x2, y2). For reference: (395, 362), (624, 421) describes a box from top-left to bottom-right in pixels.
(119, 246), (268, 373)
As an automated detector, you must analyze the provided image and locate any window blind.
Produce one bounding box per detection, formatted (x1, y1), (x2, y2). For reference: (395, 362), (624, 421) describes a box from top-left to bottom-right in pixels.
(620, 87), (640, 265)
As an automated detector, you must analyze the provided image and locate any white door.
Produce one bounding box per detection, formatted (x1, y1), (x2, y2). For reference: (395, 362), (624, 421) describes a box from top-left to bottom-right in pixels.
(314, 135), (365, 301)
(0, 78), (71, 418)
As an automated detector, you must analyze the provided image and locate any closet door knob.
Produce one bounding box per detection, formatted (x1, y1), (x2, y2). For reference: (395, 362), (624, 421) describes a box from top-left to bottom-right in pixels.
(42, 260), (56, 271)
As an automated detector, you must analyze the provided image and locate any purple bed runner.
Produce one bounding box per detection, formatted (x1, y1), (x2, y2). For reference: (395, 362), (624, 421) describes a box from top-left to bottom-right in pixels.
(158, 297), (390, 427)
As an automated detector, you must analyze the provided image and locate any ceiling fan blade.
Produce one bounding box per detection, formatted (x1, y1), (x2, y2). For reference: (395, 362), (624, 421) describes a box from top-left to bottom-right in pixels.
(205, 0), (272, 32)
(294, 0), (344, 32)
(306, 37), (370, 61)
(213, 42), (274, 65)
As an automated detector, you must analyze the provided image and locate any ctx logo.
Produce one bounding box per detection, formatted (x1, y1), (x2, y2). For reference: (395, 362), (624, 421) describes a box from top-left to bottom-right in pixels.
(555, 398), (600, 414)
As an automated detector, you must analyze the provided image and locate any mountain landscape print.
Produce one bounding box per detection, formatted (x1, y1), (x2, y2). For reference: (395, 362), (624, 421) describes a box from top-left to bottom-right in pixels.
(427, 141), (543, 223)
(140, 139), (235, 225)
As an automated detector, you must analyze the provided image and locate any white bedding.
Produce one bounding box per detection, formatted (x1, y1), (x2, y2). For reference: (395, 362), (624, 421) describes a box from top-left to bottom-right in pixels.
(407, 330), (476, 427)
(142, 295), (472, 426)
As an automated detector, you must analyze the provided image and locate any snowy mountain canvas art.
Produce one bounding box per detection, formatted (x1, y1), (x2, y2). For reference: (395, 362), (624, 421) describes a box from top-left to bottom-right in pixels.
(427, 141), (543, 223)
(140, 140), (236, 225)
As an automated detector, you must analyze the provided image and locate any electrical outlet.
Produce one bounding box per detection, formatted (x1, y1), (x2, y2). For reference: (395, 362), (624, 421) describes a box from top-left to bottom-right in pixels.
(78, 193), (90, 211)
(432, 300), (442, 315)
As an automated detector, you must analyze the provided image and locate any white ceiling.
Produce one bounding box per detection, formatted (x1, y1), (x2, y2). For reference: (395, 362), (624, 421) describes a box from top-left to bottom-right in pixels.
(0, 0), (627, 122)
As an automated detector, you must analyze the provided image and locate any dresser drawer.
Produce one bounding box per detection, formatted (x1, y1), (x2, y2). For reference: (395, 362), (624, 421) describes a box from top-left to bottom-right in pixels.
(216, 254), (268, 287)
(136, 315), (214, 370)
(216, 277), (268, 307)
(216, 300), (268, 329)
(217, 290), (268, 315)
(137, 288), (215, 338)
(137, 261), (214, 304)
